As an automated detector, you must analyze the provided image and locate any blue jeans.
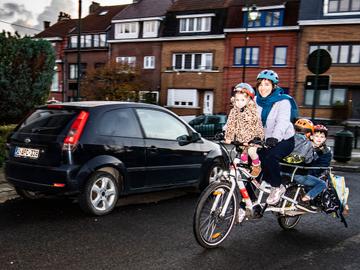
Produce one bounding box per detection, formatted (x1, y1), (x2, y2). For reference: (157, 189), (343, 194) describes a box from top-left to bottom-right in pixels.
(259, 136), (295, 187)
(294, 174), (327, 199)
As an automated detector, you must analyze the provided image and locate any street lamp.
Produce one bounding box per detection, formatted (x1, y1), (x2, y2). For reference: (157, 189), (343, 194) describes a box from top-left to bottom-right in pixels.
(242, 3), (259, 82)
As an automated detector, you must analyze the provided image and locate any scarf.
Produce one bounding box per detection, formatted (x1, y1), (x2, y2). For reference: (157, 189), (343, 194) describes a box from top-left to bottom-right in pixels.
(256, 87), (298, 127)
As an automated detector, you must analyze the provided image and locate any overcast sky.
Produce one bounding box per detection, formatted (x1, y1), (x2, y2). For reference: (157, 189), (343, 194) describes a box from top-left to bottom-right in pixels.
(0, 0), (132, 36)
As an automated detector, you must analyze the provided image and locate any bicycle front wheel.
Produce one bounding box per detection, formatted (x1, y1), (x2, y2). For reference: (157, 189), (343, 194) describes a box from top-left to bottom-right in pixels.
(193, 182), (238, 248)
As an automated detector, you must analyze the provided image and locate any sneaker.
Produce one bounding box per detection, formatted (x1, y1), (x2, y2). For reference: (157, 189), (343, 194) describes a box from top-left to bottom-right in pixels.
(236, 208), (246, 224)
(266, 185), (286, 205)
(250, 164), (261, 177)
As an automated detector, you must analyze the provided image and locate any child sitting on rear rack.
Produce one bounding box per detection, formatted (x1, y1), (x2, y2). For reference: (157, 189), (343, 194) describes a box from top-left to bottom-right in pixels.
(301, 124), (331, 202)
(224, 83), (264, 177)
(287, 124), (330, 205)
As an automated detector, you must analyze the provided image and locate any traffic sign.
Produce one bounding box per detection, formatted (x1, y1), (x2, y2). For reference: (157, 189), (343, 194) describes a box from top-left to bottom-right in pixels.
(307, 49), (332, 74)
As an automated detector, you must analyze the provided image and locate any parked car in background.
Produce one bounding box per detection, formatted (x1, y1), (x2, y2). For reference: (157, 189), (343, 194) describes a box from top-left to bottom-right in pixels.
(5, 102), (227, 216)
(189, 114), (227, 139)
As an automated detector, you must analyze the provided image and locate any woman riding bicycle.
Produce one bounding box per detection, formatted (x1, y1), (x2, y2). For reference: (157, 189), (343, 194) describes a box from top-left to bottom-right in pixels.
(255, 70), (298, 205)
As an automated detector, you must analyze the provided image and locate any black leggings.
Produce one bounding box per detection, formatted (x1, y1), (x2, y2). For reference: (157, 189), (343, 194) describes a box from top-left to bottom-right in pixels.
(259, 136), (295, 187)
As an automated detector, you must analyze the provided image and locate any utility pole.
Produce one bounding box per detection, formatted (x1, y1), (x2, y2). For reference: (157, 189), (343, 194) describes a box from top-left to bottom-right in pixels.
(76, 0), (82, 101)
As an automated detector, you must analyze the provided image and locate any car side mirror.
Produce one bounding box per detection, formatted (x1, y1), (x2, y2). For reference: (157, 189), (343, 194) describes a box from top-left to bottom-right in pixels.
(177, 134), (191, 146)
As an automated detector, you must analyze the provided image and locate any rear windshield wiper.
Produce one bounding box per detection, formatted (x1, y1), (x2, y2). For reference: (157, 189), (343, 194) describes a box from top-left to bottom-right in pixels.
(31, 126), (59, 133)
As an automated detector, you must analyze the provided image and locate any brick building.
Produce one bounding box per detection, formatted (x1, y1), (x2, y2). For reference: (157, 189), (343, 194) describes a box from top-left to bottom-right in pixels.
(108, 0), (175, 103)
(223, 0), (300, 112)
(161, 0), (228, 120)
(64, 2), (127, 100)
(34, 12), (77, 102)
(297, 0), (360, 122)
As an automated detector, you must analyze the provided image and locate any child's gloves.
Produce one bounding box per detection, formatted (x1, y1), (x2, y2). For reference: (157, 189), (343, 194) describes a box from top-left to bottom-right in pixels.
(265, 137), (278, 148)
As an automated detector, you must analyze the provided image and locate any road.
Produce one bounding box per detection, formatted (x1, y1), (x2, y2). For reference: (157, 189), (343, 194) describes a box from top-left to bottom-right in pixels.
(0, 171), (359, 270)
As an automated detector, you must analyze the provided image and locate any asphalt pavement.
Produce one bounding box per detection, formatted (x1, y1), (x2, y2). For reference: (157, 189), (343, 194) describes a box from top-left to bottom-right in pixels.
(0, 171), (359, 270)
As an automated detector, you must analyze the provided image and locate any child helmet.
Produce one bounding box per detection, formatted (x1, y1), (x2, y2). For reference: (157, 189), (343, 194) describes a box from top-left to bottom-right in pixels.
(257, 69), (279, 84)
(234, 82), (255, 98)
(294, 118), (314, 135)
(314, 124), (328, 136)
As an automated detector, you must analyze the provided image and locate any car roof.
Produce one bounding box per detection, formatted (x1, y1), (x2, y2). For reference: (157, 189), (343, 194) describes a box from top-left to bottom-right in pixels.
(40, 101), (163, 110)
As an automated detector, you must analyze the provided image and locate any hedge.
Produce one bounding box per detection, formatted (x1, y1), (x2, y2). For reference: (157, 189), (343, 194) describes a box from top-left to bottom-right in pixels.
(0, 125), (16, 167)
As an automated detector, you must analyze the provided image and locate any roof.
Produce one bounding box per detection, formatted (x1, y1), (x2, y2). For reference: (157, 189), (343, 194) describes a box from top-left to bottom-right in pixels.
(168, 0), (231, 12)
(229, 0), (298, 6)
(112, 0), (175, 20)
(45, 101), (162, 109)
(70, 5), (128, 34)
(34, 19), (77, 38)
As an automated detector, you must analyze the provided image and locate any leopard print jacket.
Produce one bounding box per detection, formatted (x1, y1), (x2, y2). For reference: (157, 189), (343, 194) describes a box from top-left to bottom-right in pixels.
(224, 100), (264, 143)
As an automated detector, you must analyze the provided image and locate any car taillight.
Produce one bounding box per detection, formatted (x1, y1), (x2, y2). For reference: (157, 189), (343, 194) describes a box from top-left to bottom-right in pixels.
(63, 110), (89, 150)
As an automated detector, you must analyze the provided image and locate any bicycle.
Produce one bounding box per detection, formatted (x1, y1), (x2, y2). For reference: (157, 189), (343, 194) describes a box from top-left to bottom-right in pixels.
(193, 138), (333, 249)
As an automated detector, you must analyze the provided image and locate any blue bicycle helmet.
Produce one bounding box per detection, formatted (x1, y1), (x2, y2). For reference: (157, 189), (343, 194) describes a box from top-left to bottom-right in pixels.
(257, 69), (279, 84)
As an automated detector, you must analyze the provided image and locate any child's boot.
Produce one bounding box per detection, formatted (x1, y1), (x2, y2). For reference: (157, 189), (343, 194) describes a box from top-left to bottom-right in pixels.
(250, 162), (261, 177)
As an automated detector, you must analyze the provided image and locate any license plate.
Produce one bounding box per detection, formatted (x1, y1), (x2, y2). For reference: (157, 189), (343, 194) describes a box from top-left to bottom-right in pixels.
(14, 147), (40, 159)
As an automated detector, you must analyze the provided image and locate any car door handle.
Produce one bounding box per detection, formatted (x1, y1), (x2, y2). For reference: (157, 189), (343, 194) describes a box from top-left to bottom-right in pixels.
(148, 146), (158, 153)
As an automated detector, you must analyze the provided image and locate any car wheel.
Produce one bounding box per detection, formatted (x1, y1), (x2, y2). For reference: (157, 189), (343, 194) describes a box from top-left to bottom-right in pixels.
(15, 187), (44, 200)
(200, 160), (225, 190)
(79, 171), (119, 216)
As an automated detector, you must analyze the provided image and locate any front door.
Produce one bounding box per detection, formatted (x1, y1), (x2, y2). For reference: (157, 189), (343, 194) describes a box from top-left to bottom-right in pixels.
(203, 91), (213, 114)
(135, 108), (205, 187)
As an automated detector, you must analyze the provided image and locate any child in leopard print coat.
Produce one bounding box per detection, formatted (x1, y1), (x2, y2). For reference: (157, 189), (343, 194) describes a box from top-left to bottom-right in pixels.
(225, 83), (264, 177)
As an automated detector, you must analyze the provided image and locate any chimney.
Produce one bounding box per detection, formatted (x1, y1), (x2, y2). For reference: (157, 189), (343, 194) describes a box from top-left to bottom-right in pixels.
(89, 2), (101, 13)
(58, 12), (71, 21)
(43, 21), (50, 29)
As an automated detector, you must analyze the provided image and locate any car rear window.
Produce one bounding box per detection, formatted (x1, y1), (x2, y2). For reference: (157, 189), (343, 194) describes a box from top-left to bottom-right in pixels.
(16, 109), (77, 135)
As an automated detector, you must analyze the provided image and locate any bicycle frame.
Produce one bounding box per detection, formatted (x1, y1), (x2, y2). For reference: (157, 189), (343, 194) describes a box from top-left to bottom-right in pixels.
(217, 142), (333, 218)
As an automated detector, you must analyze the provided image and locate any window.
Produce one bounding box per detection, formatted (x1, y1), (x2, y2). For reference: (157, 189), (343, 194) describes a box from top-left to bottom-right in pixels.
(143, 21), (159, 38)
(144, 56), (155, 69)
(234, 47), (259, 66)
(114, 22), (139, 39)
(274, 47), (287, 66)
(51, 70), (59, 91)
(179, 17), (211, 33)
(70, 36), (77, 48)
(304, 87), (347, 106)
(116, 56), (136, 67)
(69, 63), (86, 79)
(172, 53), (213, 70)
(84, 35), (92, 47)
(309, 44), (360, 64)
(326, 0), (360, 13)
(245, 9), (284, 28)
(97, 109), (142, 138)
(167, 89), (198, 108)
(139, 91), (159, 104)
(99, 34), (106, 47)
(69, 34), (107, 48)
(136, 109), (189, 140)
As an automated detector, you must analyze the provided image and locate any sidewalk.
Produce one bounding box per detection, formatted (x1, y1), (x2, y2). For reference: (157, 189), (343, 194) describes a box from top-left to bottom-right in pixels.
(1, 149), (359, 204)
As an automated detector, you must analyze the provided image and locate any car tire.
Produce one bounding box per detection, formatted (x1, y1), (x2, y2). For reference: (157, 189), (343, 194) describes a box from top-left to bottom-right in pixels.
(199, 160), (225, 191)
(79, 171), (119, 216)
(15, 187), (44, 200)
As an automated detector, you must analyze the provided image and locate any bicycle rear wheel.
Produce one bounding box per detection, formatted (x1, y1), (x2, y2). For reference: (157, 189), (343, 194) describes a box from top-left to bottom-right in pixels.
(193, 181), (238, 248)
(277, 185), (303, 230)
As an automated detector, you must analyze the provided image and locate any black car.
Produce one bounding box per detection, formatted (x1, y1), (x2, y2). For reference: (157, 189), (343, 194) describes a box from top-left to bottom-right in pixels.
(5, 102), (227, 215)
